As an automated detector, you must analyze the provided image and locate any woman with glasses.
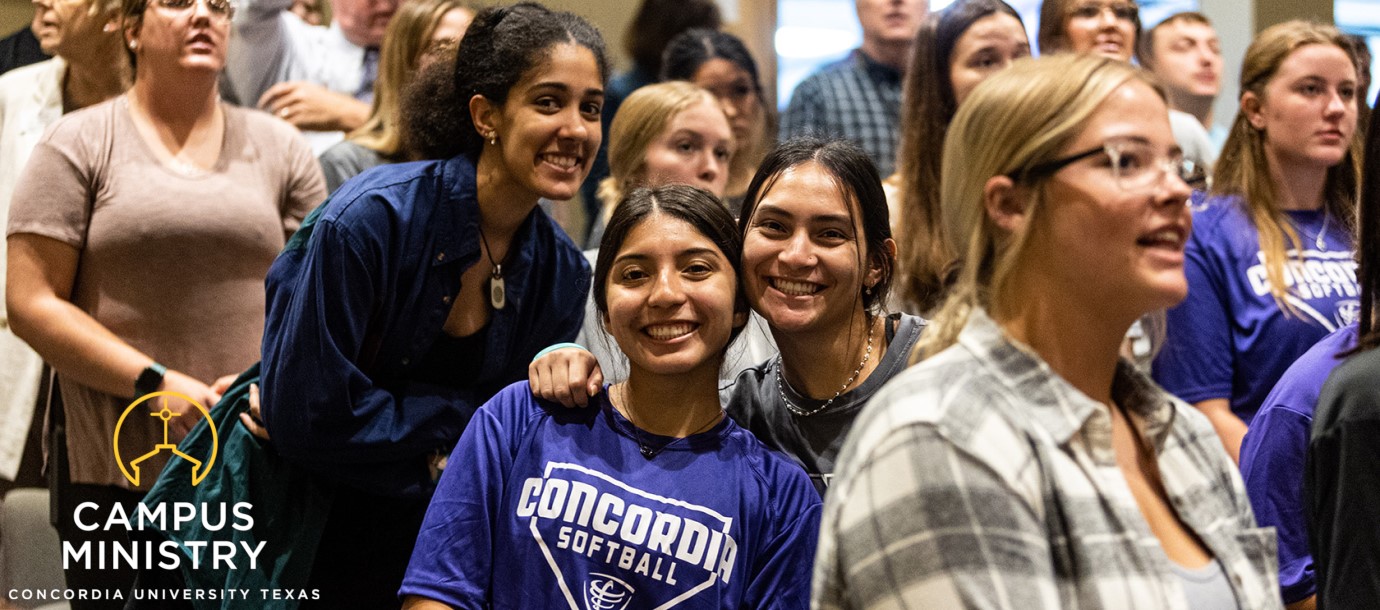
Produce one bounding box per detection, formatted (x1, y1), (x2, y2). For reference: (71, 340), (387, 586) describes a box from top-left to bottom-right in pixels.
(1038, 0), (1216, 179)
(4, 0), (324, 601)
(814, 54), (1279, 610)
(1154, 21), (1361, 462)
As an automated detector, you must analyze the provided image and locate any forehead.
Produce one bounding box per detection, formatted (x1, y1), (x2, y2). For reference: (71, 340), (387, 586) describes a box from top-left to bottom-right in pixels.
(664, 98), (732, 138)
(756, 162), (859, 221)
(511, 43), (604, 95)
(618, 213), (725, 258)
(1154, 20), (1216, 45)
(1272, 43), (1357, 82)
(1066, 80), (1173, 149)
(693, 58), (750, 85)
(957, 13), (1028, 47)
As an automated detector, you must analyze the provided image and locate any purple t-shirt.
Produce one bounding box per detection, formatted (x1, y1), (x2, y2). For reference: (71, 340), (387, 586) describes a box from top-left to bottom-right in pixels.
(1239, 323), (1357, 604)
(399, 381), (822, 609)
(1154, 193), (1359, 422)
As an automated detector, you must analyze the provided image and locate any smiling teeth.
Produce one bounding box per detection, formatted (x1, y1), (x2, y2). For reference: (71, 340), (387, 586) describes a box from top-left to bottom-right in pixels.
(542, 154), (578, 169)
(773, 279), (821, 296)
(646, 323), (693, 340)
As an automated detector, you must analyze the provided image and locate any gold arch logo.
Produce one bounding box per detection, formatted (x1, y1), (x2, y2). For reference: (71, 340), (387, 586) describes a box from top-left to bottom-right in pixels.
(113, 391), (219, 487)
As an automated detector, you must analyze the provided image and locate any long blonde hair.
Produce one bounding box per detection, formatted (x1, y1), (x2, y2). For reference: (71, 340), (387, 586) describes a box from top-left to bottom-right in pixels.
(350, 0), (470, 158)
(914, 55), (1160, 361)
(1212, 20), (1361, 308)
(595, 81), (723, 220)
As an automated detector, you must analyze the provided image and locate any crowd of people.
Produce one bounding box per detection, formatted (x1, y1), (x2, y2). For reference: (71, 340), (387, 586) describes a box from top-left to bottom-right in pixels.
(0, 0), (1377, 608)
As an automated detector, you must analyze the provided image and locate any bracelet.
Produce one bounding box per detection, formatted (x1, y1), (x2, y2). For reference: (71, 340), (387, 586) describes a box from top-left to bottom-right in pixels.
(532, 343), (588, 362)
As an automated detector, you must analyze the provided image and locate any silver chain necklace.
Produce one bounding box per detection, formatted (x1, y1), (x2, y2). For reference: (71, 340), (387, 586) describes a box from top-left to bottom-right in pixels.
(777, 318), (876, 417)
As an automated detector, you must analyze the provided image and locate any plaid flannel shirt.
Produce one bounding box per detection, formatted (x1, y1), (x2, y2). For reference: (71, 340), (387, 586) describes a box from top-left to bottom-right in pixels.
(781, 50), (902, 176)
(813, 309), (1281, 610)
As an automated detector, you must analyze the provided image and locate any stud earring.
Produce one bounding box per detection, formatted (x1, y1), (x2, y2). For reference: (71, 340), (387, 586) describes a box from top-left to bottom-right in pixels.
(128, 40), (138, 50)
(864, 285), (873, 297)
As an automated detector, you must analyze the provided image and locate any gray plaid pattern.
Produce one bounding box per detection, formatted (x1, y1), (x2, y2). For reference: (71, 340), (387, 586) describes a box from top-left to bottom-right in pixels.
(814, 309), (1282, 610)
(781, 51), (902, 176)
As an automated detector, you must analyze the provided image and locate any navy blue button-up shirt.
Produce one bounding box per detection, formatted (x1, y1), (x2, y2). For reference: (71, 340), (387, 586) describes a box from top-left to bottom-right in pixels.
(260, 155), (590, 498)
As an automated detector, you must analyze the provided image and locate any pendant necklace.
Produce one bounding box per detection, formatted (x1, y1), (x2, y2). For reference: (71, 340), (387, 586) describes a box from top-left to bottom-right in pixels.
(617, 384), (724, 459)
(778, 317), (876, 417)
(1314, 208), (1330, 251)
(476, 221), (506, 309)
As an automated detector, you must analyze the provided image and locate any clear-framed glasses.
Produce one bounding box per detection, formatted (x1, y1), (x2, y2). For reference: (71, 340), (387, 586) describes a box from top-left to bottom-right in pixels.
(1009, 138), (1204, 192)
(1068, 1), (1138, 22)
(156, 0), (236, 19)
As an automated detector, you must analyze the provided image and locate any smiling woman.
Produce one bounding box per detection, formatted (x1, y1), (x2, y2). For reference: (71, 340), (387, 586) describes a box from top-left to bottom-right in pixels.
(400, 185), (821, 610)
(227, 3), (606, 606)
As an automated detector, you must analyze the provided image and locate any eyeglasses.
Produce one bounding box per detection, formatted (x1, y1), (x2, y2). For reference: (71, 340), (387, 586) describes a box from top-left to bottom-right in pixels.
(1068, 1), (1138, 21)
(156, 0), (236, 19)
(1009, 138), (1203, 192)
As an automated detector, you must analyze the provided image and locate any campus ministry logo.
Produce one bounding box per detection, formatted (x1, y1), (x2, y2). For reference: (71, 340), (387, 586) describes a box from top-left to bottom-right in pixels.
(62, 390), (263, 575)
(113, 391), (218, 487)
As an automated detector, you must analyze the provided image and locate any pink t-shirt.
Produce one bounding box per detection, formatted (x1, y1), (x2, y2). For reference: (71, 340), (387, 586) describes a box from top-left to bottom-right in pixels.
(7, 96), (326, 488)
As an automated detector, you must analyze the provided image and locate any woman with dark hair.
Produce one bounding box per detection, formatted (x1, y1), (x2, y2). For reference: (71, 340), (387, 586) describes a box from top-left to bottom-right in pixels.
(662, 28), (774, 202)
(5, 0), (324, 599)
(141, 2), (605, 605)
(533, 137), (925, 496)
(815, 54), (1278, 610)
(890, 0), (1028, 313)
(1154, 21), (1361, 461)
(401, 185), (820, 609)
(1306, 87), (1380, 610)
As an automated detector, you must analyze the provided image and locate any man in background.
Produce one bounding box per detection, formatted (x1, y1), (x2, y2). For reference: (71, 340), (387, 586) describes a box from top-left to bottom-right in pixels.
(224, 0), (399, 153)
(781, 0), (926, 175)
(1140, 12), (1227, 149)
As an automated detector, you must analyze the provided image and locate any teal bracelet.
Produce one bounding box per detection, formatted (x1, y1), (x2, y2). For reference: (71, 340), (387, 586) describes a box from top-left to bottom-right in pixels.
(532, 342), (589, 362)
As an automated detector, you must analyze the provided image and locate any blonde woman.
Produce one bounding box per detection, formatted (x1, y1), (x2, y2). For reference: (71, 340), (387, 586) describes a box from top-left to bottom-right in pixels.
(1154, 21), (1361, 461)
(317, 0), (472, 193)
(661, 28), (774, 204)
(815, 54), (1279, 609)
(587, 80), (733, 244)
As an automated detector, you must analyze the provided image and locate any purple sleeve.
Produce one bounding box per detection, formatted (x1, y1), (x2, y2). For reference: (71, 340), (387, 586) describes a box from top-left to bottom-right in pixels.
(743, 461), (822, 610)
(1154, 231), (1233, 404)
(398, 383), (528, 607)
(1240, 406), (1314, 603)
